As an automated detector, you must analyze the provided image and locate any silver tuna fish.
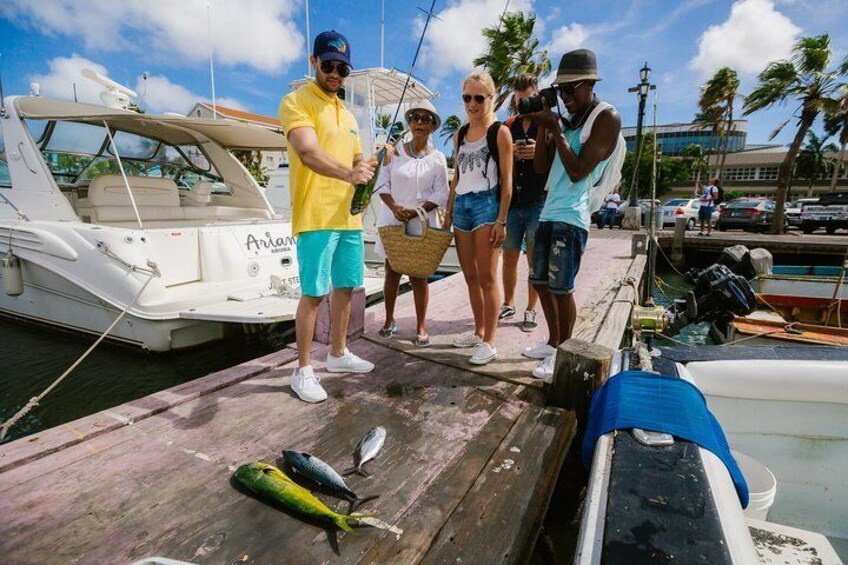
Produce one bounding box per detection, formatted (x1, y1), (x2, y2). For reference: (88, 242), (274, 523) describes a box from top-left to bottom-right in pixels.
(344, 426), (386, 477)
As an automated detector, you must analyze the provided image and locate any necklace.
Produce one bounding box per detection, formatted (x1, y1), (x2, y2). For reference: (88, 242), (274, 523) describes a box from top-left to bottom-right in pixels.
(566, 98), (598, 131)
(406, 141), (428, 159)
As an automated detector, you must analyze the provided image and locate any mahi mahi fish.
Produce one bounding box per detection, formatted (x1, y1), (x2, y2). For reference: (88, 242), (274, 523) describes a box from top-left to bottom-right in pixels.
(344, 426), (386, 477)
(234, 462), (370, 532)
(282, 450), (379, 512)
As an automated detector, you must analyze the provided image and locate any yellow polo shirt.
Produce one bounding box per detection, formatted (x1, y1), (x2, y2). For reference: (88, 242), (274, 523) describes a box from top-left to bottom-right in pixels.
(279, 81), (363, 235)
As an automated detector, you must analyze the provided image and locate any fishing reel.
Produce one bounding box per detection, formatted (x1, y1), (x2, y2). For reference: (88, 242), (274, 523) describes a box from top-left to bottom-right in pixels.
(631, 304), (669, 334)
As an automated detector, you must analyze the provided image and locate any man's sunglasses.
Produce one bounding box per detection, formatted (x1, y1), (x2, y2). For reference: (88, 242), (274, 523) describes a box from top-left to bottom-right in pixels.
(556, 81), (584, 96)
(319, 60), (351, 78)
(408, 113), (434, 124)
(462, 94), (488, 104)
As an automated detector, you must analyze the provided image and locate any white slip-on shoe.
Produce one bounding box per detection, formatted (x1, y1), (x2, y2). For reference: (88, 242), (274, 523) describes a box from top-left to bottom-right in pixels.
(531, 354), (556, 382)
(452, 331), (483, 348)
(291, 366), (328, 403)
(326, 348), (375, 374)
(469, 342), (498, 365)
(522, 340), (556, 359)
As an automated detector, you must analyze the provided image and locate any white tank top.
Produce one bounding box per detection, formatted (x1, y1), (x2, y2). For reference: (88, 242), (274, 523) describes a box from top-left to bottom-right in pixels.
(455, 135), (498, 195)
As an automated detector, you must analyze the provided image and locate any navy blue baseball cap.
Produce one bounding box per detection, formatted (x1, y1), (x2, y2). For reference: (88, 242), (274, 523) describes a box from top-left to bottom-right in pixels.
(313, 30), (352, 67)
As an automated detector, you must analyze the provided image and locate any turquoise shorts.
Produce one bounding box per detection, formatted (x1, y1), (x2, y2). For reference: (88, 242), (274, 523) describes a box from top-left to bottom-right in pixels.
(296, 230), (364, 297)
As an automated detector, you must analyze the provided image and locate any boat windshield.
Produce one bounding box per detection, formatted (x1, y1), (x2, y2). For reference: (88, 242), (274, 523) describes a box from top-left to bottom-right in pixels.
(0, 121), (10, 188)
(24, 119), (226, 192)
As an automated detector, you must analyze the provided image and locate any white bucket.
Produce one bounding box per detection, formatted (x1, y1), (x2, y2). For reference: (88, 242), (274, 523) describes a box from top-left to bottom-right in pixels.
(732, 450), (777, 521)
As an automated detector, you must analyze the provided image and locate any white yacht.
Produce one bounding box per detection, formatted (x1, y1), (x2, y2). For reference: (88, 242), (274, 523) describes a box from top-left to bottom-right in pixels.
(0, 88), (307, 351)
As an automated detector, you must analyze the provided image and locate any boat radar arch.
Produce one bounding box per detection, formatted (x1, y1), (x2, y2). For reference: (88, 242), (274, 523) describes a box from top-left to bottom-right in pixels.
(81, 68), (138, 110)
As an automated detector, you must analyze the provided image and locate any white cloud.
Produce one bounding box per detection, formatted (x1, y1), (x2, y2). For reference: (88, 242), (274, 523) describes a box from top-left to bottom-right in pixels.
(546, 23), (589, 55)
(689, 0), (801, 77)
(1, 0), (304, 73)
(420, 0), (534, 80)
(29, 55), (245, 114)
(28, 55), (111, 104)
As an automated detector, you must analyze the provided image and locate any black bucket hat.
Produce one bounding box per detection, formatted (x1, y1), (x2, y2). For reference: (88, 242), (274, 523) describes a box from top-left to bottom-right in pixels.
(554, 49), (601, 84)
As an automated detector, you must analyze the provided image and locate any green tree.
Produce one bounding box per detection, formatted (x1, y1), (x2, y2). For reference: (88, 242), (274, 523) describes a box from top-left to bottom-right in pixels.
(620, 133), (688, 199)
(232, 150), (269, 187)
(795, 131), (838, 197)
(440, 115), (463, 149)
(743, 34), (845, 233)
(699, 67), (740, 180)
(680, 143), (709, 190)
(473, 12), (551, 111)
(823, 82), (848, 192)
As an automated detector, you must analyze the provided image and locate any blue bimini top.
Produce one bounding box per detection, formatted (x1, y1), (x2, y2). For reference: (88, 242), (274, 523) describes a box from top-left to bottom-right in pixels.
(581, 370), (749, 507)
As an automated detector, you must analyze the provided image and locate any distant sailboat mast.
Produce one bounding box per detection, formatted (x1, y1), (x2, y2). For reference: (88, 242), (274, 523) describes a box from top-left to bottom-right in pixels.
(380, 0), (385, 68)
(207, 4), (217, 119)
(305, 0), (311, 77)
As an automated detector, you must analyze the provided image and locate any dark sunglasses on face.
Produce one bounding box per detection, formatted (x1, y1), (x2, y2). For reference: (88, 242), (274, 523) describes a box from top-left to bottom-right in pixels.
(319, 60), (351, 77)
(557, 81), (584, 96)
(462, 94), (488, 104)
(408, 113), (433, 124)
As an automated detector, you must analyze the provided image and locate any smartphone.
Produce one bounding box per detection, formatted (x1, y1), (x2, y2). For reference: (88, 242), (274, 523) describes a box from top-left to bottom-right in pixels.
(515, 139), (527, 146)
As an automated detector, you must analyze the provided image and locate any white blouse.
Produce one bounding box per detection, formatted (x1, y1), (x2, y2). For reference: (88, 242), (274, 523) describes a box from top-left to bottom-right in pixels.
(374, 142), (449, 258)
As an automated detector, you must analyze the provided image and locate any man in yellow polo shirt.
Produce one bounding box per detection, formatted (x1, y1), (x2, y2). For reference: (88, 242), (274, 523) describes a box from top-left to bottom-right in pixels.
(280, 30), (376, 403)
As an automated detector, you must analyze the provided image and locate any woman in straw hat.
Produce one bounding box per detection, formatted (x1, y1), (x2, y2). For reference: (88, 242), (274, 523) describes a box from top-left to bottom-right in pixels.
(374, 99), (449, 348)
(443, 69), (513, 366)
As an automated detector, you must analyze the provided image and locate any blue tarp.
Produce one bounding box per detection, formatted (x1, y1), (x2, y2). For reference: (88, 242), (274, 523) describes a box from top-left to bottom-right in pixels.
(581, 370), (749, 508)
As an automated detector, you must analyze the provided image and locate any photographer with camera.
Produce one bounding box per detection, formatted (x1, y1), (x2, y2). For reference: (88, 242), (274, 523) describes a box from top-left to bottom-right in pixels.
(520, 49), (623, 381)
(499, 73), (550, 332)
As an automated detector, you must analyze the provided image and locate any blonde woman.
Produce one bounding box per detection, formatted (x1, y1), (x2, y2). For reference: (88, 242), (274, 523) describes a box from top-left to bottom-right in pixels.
(374, 99), (449, 347)
(443, 70), (513, 365)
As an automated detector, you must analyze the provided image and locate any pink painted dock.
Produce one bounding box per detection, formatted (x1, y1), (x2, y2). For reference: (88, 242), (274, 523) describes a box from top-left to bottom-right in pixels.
(0, 229), (642, 564)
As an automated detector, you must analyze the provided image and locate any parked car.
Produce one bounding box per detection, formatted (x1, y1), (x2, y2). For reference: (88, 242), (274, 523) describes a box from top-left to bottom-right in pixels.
(661, 198), (701, 229)
(591, 199), (663, 229)
(799, 191), (848, 234)
(716, 198), (776, 232)
(785, 198), (818, 228)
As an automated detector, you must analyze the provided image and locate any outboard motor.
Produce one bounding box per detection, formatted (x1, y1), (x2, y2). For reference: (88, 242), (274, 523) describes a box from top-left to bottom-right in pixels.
(666, 264), (757, 340)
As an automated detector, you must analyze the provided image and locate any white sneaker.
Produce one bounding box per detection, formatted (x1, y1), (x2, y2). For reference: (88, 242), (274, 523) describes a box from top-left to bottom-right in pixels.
(531, 354), (556, 382)
(523, 341), (556, 359)
(469, 342), (498, 365)
(453, 331), (483, 348)
(326, 348), (375, 373)
(291, 366), (327, 403)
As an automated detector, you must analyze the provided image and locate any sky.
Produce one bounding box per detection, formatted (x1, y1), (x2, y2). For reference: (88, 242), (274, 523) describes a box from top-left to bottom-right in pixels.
(1, 0), (847, 153)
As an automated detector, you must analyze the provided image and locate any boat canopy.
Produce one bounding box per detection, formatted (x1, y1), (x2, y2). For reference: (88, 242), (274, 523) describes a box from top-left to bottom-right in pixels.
(13, 97), (286, 151)
(289, 67), (437, 107)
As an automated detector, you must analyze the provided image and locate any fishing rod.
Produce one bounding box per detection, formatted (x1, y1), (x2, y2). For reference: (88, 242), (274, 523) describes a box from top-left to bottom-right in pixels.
(350, 0), (440, 214)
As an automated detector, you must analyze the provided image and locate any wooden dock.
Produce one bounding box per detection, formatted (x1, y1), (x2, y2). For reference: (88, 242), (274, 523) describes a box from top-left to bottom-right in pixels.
(0, 230), (643, 564)
(657, 229), (848, 262)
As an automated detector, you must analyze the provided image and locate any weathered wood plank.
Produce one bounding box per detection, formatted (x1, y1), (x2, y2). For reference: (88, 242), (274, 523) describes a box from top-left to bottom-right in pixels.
(0, 348), (297, 474)
(356, 400), (524, 564)
(548, 339), (613, 436)
(419, 406), (576, 565)
(593, 255), (646, 351)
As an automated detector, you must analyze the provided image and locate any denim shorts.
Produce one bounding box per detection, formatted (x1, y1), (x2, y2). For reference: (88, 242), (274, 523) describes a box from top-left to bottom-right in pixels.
(504, 202), (544, 251)
(698, 205), (714, 221)
(453, 187), (499, 232)
(297, 230), (364, 297)
(529, 221), (588, 294)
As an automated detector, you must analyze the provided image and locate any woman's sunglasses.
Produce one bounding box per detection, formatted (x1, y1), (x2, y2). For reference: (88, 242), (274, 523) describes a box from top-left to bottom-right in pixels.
(462, 94), (488, 104)
(408, 113), (434, 124)
(319, 60), (351, 78)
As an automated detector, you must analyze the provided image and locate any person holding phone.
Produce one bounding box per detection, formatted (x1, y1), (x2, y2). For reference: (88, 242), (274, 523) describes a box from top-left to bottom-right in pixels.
(500, 74), (549, 332)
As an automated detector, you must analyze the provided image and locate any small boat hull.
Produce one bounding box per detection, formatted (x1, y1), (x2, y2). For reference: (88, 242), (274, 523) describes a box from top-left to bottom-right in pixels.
(752, 274), (847, 325)
(731, 317), (848, 346)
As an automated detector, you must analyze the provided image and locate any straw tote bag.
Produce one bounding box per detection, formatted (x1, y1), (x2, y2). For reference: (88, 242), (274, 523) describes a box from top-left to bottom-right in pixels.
(378, 207), (453, 278)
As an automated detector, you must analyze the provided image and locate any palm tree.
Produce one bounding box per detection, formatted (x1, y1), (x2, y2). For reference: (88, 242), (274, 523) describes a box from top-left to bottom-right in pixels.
(473, 12), (551, 111)
(795, 131), (838, 197)
(440, 115), (463, 148)
(681, 143), (709, 191)
(694, 108), (723, 176)
(743, 34), (843, 234)
(698, 68), (740, 180)
(824, 82), (848, 192)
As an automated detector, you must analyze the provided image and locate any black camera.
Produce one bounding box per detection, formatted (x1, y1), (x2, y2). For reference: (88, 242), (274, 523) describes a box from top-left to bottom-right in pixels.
(517, 87), (558, 114)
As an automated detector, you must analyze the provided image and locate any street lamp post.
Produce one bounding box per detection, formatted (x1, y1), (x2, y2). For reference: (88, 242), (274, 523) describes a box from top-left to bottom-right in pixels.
(622, 62), (656, 230)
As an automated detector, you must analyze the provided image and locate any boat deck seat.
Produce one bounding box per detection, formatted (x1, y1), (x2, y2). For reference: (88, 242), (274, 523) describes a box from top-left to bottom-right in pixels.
(87, 175), (272, 226)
